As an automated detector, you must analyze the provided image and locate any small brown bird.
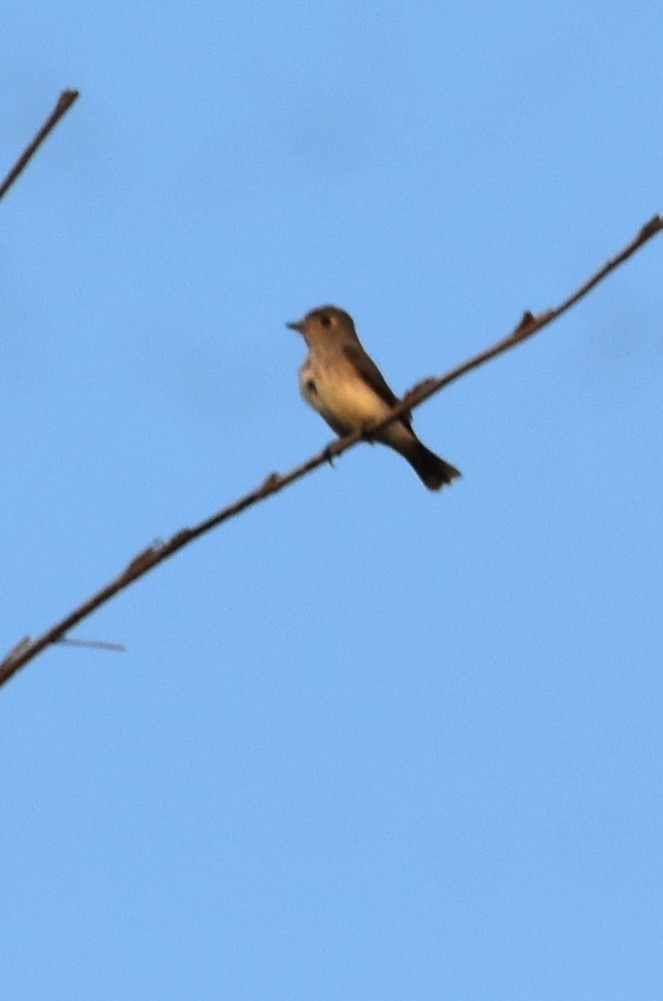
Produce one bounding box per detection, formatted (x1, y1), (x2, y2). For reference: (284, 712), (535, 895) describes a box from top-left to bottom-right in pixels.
(287, 306), (460, 490)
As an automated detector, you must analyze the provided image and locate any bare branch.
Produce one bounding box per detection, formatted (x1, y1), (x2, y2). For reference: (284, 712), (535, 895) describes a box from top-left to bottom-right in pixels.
(1, 216), (661, 688)
(368, 215), (663, 428)
(0, 89), (79, 203)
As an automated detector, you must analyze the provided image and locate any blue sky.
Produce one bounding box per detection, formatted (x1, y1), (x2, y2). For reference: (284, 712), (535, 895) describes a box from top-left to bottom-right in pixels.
(2, 2), (662, 998)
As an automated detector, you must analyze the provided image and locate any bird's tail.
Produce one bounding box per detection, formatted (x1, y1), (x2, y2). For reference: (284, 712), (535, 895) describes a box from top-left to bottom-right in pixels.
(406, 441), (461, 491)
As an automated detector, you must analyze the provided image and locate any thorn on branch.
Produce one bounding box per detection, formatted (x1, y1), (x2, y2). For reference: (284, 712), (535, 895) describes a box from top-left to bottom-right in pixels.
(404, 377), (437, 400)
(169, 529), (193, 548)
(517, 310), (536, 330)
(261, 473), (281, 490)
(125, 542), (164, 574)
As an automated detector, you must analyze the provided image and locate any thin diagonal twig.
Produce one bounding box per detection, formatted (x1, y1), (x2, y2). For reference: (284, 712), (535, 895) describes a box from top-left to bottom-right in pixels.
(0, 89), (79, 203)
(1, 215), (660, 688)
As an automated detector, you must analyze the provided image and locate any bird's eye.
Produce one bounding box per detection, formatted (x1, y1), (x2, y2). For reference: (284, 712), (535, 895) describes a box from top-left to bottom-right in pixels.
(320, 314), (332, 327)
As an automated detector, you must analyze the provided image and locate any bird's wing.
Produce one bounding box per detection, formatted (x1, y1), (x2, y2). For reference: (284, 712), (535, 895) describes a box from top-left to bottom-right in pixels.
(342, 344), (413, 429)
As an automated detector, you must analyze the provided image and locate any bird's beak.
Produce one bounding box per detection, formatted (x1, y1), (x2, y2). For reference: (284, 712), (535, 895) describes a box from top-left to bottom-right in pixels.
(286, 319), (303, 332)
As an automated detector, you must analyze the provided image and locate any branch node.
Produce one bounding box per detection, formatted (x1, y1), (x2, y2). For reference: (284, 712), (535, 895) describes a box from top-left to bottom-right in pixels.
(261, 473), (281, 490)
(125, 543), (163, 574)
(323, 444), (337, 466)
(517, 310), (536, 329)
(169, 529), (193, 547)
(404, 377), (437, 400)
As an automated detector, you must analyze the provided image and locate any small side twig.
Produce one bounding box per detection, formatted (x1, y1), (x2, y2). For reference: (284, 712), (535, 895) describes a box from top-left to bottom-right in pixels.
(55, 638), (126, 652)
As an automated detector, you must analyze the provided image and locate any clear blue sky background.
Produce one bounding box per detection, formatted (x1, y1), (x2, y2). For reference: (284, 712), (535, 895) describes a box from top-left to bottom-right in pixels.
(2, 2), (662, 998)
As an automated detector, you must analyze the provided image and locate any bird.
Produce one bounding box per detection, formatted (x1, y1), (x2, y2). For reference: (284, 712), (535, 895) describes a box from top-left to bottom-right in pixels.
(287, 305), (460, 490)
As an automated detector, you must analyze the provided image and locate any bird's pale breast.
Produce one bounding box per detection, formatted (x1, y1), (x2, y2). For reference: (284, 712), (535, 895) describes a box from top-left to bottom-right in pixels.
(299, 353), (397, 437)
